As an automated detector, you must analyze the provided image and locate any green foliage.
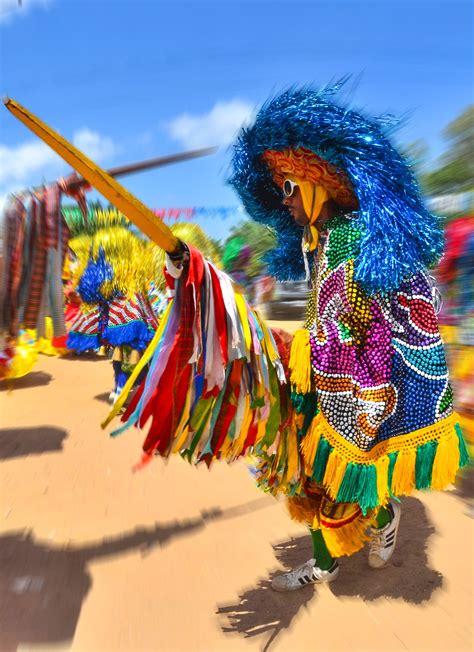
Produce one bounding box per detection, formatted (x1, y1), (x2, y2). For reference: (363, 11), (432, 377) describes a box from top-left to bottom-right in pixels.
(423, 105), (474, 194)
(224, 219), (277, 278)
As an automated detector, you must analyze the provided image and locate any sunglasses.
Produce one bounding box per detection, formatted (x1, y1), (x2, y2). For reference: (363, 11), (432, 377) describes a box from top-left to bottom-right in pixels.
(283, 179), (298, 197)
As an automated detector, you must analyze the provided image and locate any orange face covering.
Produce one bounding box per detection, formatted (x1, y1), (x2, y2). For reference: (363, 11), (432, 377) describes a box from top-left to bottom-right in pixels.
(285, 176), (329, 251)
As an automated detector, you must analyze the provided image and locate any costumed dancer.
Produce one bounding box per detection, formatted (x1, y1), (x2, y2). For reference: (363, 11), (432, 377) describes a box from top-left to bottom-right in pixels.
(225, 86), (469, 588)
(0, 184), (72, 379)
(6, 88), (468, 592)
(67, 224), (161, 399)
(67, 217), (221, 401)
(105, 84), (468, 591)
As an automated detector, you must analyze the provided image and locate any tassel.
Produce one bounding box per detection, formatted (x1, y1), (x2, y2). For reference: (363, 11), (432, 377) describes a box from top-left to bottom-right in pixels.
(336, 463), (360, 503)
(455, 423), (470, 467)
(391, 448), (417, 495)
(323, 449), (348, 500)
(312, 437), (332, 483)
(415, 441), (438, 489)
(356, 464), (379, 514)
(289, 329), (312, 394)
(431, 431), (460, 490)
(375, 455), (390, 505)
(300, 413), (322, 473)
(387, 451), (398, 492)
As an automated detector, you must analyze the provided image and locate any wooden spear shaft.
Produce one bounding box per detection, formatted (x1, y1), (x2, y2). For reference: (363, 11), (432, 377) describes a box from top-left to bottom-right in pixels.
(65, 146), (218, 191)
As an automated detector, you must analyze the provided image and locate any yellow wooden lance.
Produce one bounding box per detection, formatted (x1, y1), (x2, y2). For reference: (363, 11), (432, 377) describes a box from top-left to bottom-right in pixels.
(4, 98), (179, 253)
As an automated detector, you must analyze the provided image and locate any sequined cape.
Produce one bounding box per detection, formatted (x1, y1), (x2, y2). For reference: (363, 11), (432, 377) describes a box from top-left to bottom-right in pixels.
(310, 214), (453, 451)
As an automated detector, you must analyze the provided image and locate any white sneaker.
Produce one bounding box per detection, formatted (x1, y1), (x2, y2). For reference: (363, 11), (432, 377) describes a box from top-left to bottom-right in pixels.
(368, 501), (401, 569)
(271, 558), (339, 592)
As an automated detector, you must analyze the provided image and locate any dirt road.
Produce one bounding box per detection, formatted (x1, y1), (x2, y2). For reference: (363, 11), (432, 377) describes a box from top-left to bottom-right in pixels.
(1, 345), (472, 652)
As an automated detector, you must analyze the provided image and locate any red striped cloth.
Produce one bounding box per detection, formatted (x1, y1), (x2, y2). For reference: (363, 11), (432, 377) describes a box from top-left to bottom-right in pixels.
(69, 306), (100, 335)
(1, 196), (26, 337)
(24, 193), (48, 329)
(107, 293), (158, 330)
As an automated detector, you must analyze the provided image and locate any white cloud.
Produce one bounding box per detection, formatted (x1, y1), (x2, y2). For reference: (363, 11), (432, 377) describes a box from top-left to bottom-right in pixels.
(0, 140), (62, 185)
(0, 0), (53, 25)
(167, 99), (255, 149)
(0, 128), (117, 204)
(72, 128), (117, 162)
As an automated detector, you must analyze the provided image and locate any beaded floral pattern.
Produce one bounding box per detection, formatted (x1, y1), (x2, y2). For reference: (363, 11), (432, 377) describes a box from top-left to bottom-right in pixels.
(309, 216), (452, 453)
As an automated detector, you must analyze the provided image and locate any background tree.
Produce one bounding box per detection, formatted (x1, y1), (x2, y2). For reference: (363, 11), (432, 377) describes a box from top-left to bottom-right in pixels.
(223, 220), (276, 278)
(423, 105), (474, 194)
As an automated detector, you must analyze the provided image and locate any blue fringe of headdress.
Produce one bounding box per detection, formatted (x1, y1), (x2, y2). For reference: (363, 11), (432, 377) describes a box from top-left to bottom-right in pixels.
(229, 81), (444, 293)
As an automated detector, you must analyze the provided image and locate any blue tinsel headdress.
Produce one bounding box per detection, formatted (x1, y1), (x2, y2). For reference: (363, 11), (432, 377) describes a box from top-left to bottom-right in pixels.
(77, 246), (114, 304)
(229, 82), (444, 293)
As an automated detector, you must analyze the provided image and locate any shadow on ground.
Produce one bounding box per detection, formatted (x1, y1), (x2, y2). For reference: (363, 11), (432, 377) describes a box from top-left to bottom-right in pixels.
(0, 496), (271, 652)
(0, 427), (68, 460)
(94, 391), (111, 404)
(0, 371), (53, 391)
(217, 496), (443, 651)
(59, 352), (105, 362)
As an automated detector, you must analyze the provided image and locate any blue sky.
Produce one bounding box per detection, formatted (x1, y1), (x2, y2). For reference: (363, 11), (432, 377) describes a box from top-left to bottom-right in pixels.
(0, 0), (472, 240)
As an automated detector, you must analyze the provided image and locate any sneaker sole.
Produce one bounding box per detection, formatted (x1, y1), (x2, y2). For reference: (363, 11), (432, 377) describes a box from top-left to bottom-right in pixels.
(368, 555), (391, 569)
(271, 569), (339, 592)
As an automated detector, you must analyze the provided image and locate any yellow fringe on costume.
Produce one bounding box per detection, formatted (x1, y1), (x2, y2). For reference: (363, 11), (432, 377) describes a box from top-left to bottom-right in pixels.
(300, 408), (460, 464)
(289, 329), (312, 394)
(287, 495), (320, 526)
(320, 513), (371, 557)
(322, 449), (348, 501)
(286, 494), (372, 557)
(391, 448), (417, 496)
(300, 413), (322, 474)
(431, 428), (463, 489)
(295, 410), (464, 507)
(375, 455), (390, 505)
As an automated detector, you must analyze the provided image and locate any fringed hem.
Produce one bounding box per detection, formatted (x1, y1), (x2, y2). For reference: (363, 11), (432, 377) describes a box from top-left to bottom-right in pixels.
(103, 320), (154, 350)
(258, 412), (469, 514)
(311, 412), (463, 463)
(321, 514), (371, 557)
(299, 413), (469, 513)
(286, 494), (372, 557)
(67, 331), (100, 352)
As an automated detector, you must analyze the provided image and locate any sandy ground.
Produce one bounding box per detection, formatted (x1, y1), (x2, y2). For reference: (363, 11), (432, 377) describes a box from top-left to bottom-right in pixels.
(1, 327), (473, 652)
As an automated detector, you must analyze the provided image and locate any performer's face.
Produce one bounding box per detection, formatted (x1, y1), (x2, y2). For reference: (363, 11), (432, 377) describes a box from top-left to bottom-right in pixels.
(282, 185), (309, 226)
